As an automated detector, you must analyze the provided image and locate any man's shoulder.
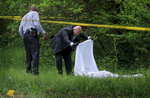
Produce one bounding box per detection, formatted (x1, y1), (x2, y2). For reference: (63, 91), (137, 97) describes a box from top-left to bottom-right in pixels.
(29, 11), (39, 16)
(65, 26), (74, 29)
(57, 26), (74, 34)
(22, 11), (38, 19)
(63, 26), (74, 31)
(31, 11), (38, 14)
(27, 11), (38, 15)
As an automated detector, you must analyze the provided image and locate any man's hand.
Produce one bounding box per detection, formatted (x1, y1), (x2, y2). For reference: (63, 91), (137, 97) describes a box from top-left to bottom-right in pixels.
(70, 42), (78, 46)
(89, 37), (93, 40)
(43, 33), (47, 40)
(70, 42), (78, 51)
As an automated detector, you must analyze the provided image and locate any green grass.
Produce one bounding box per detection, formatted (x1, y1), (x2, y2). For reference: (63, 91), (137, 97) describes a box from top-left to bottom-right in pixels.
(0, 46), (150, 98)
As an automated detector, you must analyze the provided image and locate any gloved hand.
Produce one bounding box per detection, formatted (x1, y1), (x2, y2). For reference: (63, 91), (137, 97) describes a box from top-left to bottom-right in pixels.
(70, 42), (78, 51)
(70, 42), (78, 46)
(73, 42), (78, 46)
(89, 37), (93, 40)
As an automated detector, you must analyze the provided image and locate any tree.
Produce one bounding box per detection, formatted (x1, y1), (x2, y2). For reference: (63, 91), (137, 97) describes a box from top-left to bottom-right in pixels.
(1, 0), (150, 69)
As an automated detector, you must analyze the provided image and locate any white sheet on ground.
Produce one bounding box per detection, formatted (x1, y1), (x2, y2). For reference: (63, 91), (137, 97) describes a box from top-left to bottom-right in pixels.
(74, 40), (142, 78)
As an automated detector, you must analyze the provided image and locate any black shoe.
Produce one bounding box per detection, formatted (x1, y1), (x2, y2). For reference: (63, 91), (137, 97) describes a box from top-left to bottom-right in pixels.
(59, 72), (63, 75)
(26, 70), (32, 73)
(33, 70), (39, 75)
(58, 71), (63, 75)
(67, 72), (74, 76)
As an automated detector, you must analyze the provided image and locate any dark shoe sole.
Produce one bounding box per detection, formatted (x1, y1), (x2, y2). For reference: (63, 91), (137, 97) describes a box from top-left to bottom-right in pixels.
(33, 71), (39, 75)
(26, 70), (32, 73)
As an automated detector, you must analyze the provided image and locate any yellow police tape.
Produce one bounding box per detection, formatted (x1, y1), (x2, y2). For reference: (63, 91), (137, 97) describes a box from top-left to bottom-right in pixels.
(1, 16), (150, 31)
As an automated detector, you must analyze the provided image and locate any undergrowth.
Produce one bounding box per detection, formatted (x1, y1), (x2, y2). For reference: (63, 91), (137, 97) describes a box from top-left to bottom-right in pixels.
(0, 46), (150, 98)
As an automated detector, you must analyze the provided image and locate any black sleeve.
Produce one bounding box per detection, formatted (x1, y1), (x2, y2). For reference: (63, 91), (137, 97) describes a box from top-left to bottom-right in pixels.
(80, 32), (89, 39)
(62, 30), (72, 45)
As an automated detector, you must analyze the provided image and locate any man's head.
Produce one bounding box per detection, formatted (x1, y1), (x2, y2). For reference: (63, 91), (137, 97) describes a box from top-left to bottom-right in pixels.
(30, 5), (37, 11)
(73, 26), (82, 36)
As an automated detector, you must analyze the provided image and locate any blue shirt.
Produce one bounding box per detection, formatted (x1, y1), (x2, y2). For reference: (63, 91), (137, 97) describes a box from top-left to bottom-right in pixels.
(19, 11), (46, 39)
(72, 36), (77, 41)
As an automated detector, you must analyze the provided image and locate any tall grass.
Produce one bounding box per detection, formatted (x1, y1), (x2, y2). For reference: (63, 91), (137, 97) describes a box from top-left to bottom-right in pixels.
(0, 46), (150, 97)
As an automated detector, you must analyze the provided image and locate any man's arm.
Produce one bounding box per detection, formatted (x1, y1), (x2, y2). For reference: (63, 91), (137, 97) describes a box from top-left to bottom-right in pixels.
(62, 30), (72, 45)
(19, 20), (24, 39)
(80, 33), (89, 39)
(32, 12), (46, 40)
(80, 33), (93, 40)
(43, 33), (47, 40)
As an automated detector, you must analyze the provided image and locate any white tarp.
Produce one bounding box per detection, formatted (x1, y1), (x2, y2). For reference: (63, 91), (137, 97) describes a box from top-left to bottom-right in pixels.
(74, 40), (142, 78)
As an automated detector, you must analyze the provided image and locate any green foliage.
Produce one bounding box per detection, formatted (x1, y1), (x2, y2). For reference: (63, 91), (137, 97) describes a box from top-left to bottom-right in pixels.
(1, 0), (150, 70)
(1, 47), (150, 97)
(1, 0), (150, 97)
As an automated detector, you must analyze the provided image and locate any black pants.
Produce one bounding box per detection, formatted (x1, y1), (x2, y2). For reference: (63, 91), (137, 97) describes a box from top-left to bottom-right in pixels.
(24, 32), (40, 73)
(55, 47), (72, 75)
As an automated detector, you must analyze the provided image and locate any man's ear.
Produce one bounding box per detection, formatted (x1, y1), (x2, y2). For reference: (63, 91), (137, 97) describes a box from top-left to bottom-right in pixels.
(73, 28), (76, 34)
(73, 27), (76, 31)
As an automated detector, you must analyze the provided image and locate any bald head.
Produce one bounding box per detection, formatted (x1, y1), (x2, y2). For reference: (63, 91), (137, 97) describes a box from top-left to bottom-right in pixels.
(30, 6), (37, 11)
(73, 26), (82, 36)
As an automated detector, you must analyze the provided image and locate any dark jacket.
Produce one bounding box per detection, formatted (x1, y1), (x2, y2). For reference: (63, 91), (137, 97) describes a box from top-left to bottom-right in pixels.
(50, 26), (89, 54)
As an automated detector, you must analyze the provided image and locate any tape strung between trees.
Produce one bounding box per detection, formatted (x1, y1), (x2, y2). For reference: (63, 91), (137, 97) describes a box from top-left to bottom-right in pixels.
(1, 16), (150, 31)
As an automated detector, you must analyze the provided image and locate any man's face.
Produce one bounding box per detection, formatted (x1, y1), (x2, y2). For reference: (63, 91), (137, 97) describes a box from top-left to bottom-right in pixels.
(73, 27), (82, 36)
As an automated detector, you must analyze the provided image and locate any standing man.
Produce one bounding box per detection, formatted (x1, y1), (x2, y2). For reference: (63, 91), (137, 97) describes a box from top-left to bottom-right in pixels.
(50, 26), (93, 75)
(19, 5), (47, 75)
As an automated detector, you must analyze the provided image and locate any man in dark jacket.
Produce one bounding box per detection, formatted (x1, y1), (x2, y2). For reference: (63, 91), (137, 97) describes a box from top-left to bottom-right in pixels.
(50, 26), (93, 75)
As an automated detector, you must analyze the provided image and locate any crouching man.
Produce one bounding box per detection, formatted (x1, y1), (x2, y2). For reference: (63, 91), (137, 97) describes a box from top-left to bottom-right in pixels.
(50, 26), (93, 75)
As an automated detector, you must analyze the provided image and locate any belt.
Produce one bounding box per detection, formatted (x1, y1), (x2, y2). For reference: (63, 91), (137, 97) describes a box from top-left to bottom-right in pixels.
(25, 28), (37, 34)
(24, 29), (37, 37)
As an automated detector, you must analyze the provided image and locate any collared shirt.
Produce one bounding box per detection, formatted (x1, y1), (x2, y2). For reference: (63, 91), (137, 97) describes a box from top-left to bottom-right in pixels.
(19, 11), (45, 39)
(72, 36), (77, 41)
(70, 36), (77, 46)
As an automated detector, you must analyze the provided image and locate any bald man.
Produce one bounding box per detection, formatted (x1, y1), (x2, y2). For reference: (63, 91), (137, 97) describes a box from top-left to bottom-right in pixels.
(50, 26), (93, 75)
(19, 5), (47, 75)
